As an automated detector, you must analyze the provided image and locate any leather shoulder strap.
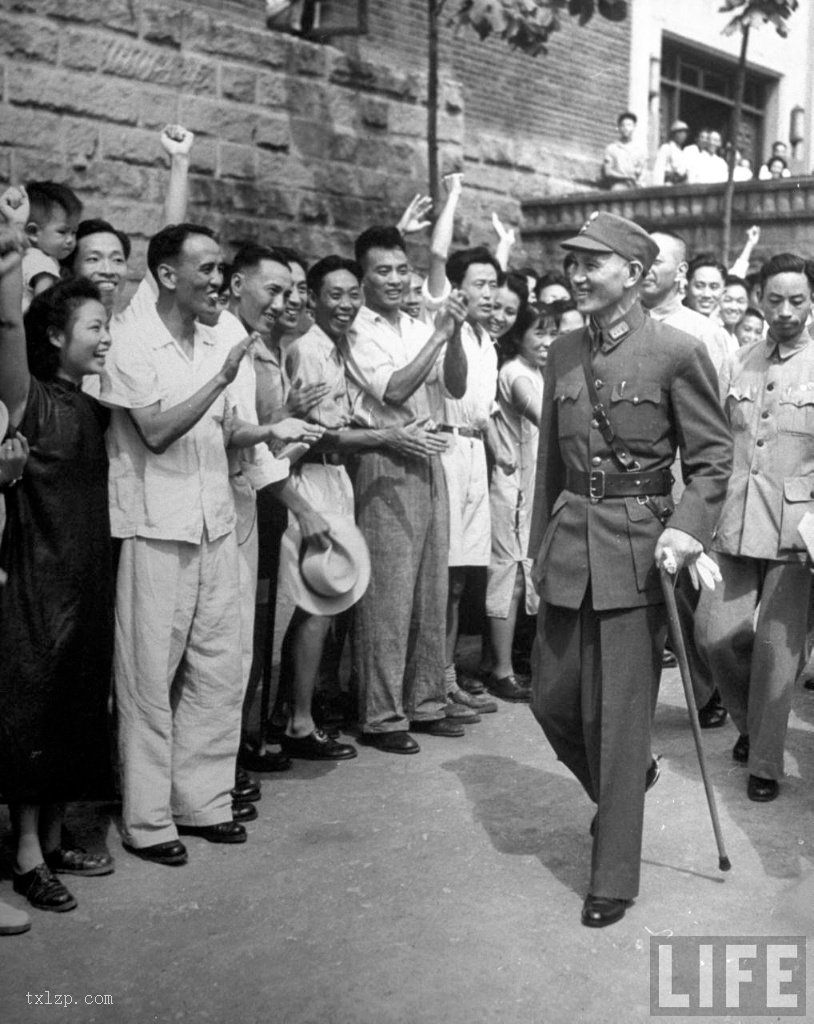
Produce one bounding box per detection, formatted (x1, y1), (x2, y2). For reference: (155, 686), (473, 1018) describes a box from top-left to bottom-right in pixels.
(580, 330), (640, 473)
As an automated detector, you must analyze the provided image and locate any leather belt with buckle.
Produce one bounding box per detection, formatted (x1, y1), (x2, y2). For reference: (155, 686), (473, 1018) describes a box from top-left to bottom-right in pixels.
(565, 467), (672, 501)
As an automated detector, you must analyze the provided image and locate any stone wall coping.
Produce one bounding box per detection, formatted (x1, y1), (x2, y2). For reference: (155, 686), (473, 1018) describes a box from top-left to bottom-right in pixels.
(522, 176), (814, 233)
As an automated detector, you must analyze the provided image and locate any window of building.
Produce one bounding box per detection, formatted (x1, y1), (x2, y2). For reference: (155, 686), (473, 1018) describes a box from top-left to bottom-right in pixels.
(659, 36), (776, 171)
(266, 0), (368, 41)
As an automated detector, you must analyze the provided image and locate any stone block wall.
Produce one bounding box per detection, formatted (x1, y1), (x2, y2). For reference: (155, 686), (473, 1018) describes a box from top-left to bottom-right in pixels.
(0, 0), (630, 282)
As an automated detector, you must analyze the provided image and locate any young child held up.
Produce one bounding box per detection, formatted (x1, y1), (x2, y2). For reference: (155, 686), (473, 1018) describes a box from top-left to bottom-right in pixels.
(21, 181), (82, 312)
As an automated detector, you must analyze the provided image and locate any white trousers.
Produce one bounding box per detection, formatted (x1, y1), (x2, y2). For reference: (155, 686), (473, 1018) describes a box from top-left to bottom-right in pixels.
(115, 532), (242, 848)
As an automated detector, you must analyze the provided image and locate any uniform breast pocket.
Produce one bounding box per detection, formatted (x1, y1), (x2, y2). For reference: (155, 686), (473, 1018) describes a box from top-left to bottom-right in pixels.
(725, 385), (756, 433)
(778, 384), (814, 436)
(608, 382), (663, 444)
(554, 381), (584, 439)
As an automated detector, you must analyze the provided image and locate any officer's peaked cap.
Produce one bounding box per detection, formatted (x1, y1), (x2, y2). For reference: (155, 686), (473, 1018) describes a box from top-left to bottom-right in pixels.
(561, 212), (659, 272)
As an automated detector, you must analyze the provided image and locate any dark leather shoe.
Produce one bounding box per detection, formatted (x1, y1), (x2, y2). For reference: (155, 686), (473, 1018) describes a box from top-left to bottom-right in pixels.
(280, 729), (358, 760)
(410, 718), (465, 737)
(487, 673), (531, 703)
(232, 801), (258, 822)
(747, 774), (778, 802)
(13, 864), (77, 912)
(733, 734), (750, 763)
(662, 648), (677, 668)
(238, 747), (292, 773)
(177, 821), (247, 843)
(581, 894), (629, 928)
(231, 780), (261, 804)
(124, 840), (188, 866)
(43, 847), (114, 876)
(698, 690), (728, 729)
(361, 731), (421, 754)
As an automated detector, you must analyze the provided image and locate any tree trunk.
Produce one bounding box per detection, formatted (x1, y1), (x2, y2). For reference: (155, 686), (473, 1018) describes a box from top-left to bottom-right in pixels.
(722, 24), (750, 265)
(428, 0), (440, 209)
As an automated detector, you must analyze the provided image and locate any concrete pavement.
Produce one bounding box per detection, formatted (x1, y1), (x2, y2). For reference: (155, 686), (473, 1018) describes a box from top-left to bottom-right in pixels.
(2, 660), (814, 1024)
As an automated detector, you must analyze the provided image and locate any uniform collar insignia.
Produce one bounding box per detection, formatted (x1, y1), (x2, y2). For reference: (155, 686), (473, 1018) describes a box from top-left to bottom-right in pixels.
(607, 320), (629, 340)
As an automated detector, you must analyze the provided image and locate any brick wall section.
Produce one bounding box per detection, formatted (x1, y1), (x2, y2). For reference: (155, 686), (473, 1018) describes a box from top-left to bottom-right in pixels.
(0, 0), (629, 282)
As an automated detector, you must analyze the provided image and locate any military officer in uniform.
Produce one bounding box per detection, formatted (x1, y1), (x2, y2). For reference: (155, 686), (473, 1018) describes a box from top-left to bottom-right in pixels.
(528, 212), (732, 928)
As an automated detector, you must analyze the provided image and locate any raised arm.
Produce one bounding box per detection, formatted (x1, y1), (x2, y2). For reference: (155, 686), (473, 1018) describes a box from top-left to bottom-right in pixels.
(729, 225), (760, 279)
(383, 292), (468, 405)
(491, 212), (516, 272)
(160, 125), (194, 228)
(396, 194), (433, 236)
(426, 173), (463, 300)
(0, 191), (31, 424)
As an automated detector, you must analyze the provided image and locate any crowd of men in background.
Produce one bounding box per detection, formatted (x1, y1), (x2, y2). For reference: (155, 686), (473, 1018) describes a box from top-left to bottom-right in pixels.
(603, 110), (794, 189)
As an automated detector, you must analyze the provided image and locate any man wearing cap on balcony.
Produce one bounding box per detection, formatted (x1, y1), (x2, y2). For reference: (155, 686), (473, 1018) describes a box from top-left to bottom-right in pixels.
(528, 211), (732, 928)
(652, 120), (690, 186)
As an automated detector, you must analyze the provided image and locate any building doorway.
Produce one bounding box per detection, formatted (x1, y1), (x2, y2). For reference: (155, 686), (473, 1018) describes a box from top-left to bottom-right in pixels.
(659, 36), (774, 172)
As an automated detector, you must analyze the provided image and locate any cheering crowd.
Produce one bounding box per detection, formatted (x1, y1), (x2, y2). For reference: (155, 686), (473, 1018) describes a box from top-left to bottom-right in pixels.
(1, 123), (813, 934)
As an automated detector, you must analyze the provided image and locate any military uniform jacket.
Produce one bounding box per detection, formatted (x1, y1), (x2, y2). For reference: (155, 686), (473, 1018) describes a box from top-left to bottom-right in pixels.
(528, 303), (732, 611)
(714, 330), (814, 562)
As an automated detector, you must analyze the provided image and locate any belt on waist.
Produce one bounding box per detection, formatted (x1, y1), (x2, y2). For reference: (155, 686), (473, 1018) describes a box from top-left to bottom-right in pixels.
(297, 450), (344, 467)
(565, 467), (672, 500)
(438, 424), (483, 441)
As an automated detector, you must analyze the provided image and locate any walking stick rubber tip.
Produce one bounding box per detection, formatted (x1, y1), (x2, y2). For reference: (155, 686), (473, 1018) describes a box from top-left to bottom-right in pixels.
(719, 856), (731, 872)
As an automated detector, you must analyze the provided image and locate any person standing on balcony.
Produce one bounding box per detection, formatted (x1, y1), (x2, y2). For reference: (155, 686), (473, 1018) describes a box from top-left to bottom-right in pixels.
(652, 120), (690, 186)
(601, 112), (646, 191)
(689, 129), (728, 184)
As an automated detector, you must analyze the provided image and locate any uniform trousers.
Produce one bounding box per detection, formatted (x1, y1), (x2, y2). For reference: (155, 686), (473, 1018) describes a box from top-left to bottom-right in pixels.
(695, 554), (811, 780)
(531, 592), (665, 900)
(354, 450), (449, 733)
(115, 532), (242, 848)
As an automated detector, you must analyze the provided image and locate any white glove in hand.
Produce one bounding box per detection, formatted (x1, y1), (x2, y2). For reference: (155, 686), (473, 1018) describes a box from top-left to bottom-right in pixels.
(687, 552), (722, 591)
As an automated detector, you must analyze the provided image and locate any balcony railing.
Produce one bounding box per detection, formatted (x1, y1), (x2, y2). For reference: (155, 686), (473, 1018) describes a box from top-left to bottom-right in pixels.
(521, 176), (814, 266)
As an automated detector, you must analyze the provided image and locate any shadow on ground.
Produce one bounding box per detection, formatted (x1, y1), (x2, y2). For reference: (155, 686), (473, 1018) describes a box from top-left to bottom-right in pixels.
(440, 754), (589, 896)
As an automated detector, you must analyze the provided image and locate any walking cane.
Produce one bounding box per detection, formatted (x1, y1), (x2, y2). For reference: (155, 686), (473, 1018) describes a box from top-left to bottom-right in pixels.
(659, 566), (731, 872)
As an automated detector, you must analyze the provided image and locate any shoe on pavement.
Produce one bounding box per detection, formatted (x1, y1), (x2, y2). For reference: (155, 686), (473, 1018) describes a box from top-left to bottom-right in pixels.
(361, 731), (421, 754)
(486, 673), (531, 703)
(747, 774), (778, 802)
(280, 729), (357, 761)
(43, 847), (114, 877)
(581, 894), (630, 928)
(177, 821), (247, 844)
(0, 900), (31, 935)
(232, 801), (258, 822)
(124, 840), (188, 866)
(732, 734), (750, 763)
(13, 865), (77, 913)
(698, 690), (727, 729)
(444, 702), (481, 724)
(448, 687), (498, 713)
(410, 718), (465, 738)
